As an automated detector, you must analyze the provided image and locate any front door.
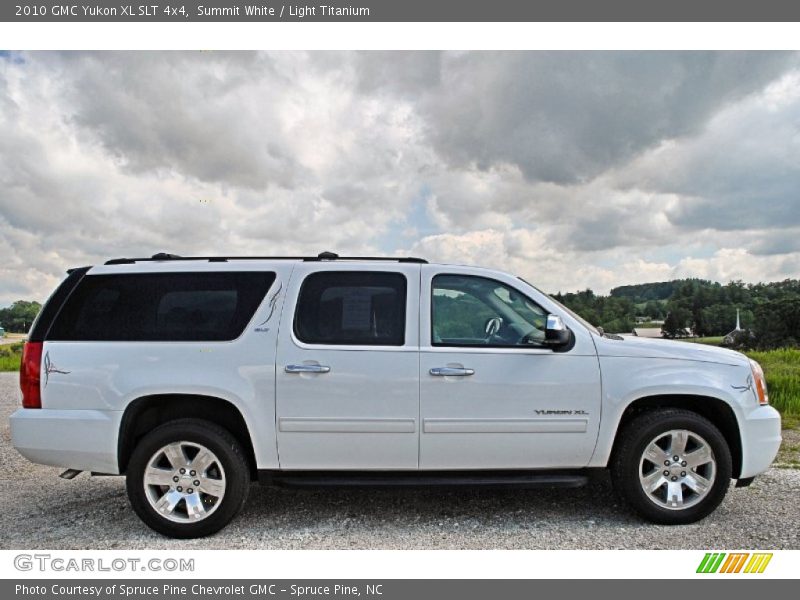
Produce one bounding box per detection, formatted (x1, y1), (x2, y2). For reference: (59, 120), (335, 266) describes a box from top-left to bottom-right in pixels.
(275, 263), (420, 470)
(419, 266), (601, 470)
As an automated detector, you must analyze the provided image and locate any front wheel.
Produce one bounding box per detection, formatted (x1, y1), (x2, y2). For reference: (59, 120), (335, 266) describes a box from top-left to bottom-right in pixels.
(611, 409), (732, 524)
(126, 418), (250, 538)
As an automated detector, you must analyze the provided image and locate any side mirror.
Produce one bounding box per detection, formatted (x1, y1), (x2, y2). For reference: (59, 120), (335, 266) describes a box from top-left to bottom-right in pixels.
(484, 316), (503, 336)
(544, 314), (572, 348)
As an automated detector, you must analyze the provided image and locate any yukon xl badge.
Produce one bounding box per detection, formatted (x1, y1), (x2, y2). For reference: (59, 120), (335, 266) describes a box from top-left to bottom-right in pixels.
(535, 409), (589, 416)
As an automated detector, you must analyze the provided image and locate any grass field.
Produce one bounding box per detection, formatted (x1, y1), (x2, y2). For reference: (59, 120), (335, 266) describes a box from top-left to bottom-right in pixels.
(0, 343), (22, 372)
(746, 348), (800, 415)
(689, 336), (725, 346)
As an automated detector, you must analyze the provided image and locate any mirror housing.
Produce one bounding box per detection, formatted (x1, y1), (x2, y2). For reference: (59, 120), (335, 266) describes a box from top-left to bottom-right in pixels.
(544, 314), (573, 349)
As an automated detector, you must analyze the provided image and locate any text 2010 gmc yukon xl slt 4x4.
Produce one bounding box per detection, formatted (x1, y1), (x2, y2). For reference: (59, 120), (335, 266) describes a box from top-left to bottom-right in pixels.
(11, 252), (781, 538)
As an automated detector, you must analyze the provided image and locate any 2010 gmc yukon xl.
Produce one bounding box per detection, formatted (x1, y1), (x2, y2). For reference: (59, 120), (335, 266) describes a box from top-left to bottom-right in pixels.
(10, 252), (782, 538)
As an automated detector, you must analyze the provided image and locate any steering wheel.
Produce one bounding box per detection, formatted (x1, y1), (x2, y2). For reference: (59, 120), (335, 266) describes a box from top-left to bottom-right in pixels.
(483, 317), (503, 343)
(518, 326), (545, 346)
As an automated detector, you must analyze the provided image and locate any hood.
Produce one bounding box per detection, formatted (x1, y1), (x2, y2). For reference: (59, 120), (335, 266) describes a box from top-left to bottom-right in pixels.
(593, 334), (749, 366)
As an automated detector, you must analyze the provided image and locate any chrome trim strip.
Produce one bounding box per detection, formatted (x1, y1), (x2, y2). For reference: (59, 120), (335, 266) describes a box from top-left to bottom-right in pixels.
(279, 418), (416, 433)
(423, 418), (588, 434)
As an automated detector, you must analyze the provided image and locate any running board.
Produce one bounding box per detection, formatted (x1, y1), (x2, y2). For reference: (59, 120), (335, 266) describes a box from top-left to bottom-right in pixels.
(259, 469), (591, 489)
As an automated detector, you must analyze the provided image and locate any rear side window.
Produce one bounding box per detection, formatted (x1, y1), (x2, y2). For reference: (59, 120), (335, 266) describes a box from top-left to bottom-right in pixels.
(294, 271), (407, 346)
(48, 271), (275, 342)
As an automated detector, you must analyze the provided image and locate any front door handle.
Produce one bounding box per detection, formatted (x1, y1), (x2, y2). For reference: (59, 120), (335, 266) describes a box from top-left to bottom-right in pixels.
(429, 367), (475, 377)
(285, 364), (331, 374)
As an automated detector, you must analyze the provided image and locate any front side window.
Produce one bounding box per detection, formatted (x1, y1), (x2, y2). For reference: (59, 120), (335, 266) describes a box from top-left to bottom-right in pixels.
(432, 274), (547, 347)
(294, 271), (407, 346)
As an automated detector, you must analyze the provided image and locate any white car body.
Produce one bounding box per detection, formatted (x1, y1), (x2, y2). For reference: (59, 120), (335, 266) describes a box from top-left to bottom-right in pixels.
(10, 258), (781, 484)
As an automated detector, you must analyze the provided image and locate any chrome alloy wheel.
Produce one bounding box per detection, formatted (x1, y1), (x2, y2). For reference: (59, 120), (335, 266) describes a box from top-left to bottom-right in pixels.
(638, 429), (716, 511)
(143, 441), (226, 523)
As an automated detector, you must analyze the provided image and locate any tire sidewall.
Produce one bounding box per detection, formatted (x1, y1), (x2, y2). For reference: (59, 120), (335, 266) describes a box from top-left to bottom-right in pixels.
(614, 412), (732, 525)
(126, 419), (249, 538)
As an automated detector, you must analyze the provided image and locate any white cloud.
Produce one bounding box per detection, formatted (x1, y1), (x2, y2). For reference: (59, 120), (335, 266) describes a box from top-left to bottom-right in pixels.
(1, 51), (800, 304)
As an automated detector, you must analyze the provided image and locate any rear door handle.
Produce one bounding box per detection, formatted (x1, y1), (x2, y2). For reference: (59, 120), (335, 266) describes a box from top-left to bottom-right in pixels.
(285, 364), (331, 374)
(429, 367), (474, 377)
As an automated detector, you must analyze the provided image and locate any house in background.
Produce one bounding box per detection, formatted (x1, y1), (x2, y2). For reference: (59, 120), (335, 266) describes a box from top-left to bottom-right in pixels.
(629, 326), (692, 339)
(631, 327), (664, 338)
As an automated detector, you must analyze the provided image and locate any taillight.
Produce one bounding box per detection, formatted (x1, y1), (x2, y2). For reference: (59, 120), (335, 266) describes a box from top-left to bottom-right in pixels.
(20, 341), (43, 409)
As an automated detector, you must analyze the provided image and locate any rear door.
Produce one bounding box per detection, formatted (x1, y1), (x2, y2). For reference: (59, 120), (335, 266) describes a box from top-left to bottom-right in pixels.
(275, 263), (420, 470)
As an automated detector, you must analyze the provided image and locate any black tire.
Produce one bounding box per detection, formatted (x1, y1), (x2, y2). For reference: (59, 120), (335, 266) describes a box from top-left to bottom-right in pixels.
(610, 408), (732, 525)
(126, 418), (250, 538)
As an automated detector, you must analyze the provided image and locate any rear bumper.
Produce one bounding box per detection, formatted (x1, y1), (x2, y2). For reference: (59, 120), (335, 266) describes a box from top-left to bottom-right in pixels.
(739, 405), (782, 479)
(10, 408), (122, 474)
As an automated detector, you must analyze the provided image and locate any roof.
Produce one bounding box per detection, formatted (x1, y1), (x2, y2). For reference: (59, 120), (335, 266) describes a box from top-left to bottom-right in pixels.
(104, 251), (427, 266)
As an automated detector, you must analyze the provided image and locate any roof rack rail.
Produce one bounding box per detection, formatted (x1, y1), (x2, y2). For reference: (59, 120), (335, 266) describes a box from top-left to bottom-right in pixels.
(104, 251), (428, 265)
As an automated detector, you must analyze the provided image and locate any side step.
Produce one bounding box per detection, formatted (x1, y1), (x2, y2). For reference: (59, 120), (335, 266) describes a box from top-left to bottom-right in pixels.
(259, 469), (591, 489)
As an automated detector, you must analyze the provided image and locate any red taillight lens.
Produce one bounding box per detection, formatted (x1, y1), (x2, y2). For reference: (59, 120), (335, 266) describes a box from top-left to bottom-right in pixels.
(20, 341), (43, 409)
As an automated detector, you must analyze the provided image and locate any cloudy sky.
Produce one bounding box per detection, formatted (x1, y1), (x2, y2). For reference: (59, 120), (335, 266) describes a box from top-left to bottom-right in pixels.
(1, 51), (800, 305)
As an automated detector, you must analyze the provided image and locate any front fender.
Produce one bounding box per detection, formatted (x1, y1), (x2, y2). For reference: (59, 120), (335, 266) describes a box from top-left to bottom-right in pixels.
(589, 356), (751, 468)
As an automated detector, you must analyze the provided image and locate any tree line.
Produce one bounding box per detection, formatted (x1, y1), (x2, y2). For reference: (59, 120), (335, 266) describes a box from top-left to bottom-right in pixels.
(0, 300), (42, 334)
(553, 278), (800, 349)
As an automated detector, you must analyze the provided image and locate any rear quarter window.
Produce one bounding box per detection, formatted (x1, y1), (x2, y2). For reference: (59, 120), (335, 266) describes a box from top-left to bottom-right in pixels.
(48, 271), (275, 342)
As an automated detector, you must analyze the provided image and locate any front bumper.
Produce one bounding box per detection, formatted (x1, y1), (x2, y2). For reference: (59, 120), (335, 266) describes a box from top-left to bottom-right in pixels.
(739, 405), (782, 479)
(10, 408), (122, 474)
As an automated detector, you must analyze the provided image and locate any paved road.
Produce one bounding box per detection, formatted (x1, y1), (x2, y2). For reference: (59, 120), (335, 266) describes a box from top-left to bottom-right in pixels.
(1, 373), (798, 549)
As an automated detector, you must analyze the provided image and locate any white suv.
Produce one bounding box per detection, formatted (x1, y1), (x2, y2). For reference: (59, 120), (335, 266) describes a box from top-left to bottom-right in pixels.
(10, 252), (781, 538)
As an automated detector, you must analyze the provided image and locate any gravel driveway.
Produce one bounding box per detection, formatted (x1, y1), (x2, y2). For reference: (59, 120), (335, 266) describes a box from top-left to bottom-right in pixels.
(1, 372), (798, 550)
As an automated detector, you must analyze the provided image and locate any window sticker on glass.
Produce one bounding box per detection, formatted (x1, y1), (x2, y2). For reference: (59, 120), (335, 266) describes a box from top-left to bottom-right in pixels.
(341, 288), (372, 331)
(294, 271), (406, 346)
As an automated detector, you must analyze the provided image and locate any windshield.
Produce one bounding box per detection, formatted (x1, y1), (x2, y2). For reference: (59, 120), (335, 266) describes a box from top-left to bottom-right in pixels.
(517, 277), (601, 336)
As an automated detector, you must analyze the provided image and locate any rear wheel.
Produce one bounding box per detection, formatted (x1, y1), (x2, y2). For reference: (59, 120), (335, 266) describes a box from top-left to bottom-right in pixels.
(126, 418), (249, 538)
(611, 409), (732, 524)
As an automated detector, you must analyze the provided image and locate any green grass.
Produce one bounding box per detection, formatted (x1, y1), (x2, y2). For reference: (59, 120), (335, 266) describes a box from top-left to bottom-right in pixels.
(688, 336), (724, 346)
(781, 414), (800, 430)
(746, 348), (800, 416)
(0, 343), (23, 372)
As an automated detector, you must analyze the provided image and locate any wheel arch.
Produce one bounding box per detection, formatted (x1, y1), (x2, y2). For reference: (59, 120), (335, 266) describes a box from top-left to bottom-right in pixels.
(118, 393), (258, 478)
(608, 394), (743, 479)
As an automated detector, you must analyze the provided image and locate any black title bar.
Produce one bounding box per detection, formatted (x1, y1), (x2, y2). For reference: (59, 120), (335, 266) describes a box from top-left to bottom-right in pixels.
(4, 579), (798, 600)
(4, 0), (800, 22)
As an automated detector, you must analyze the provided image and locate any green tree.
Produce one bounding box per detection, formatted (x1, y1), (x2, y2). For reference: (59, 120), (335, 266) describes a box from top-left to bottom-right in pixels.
(555, 277), (800, 347)
(662, 308), (690, 338)
(643, 300), (665, 320)
(0, 300), (42, 333)
(753, 295), (800, 349)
